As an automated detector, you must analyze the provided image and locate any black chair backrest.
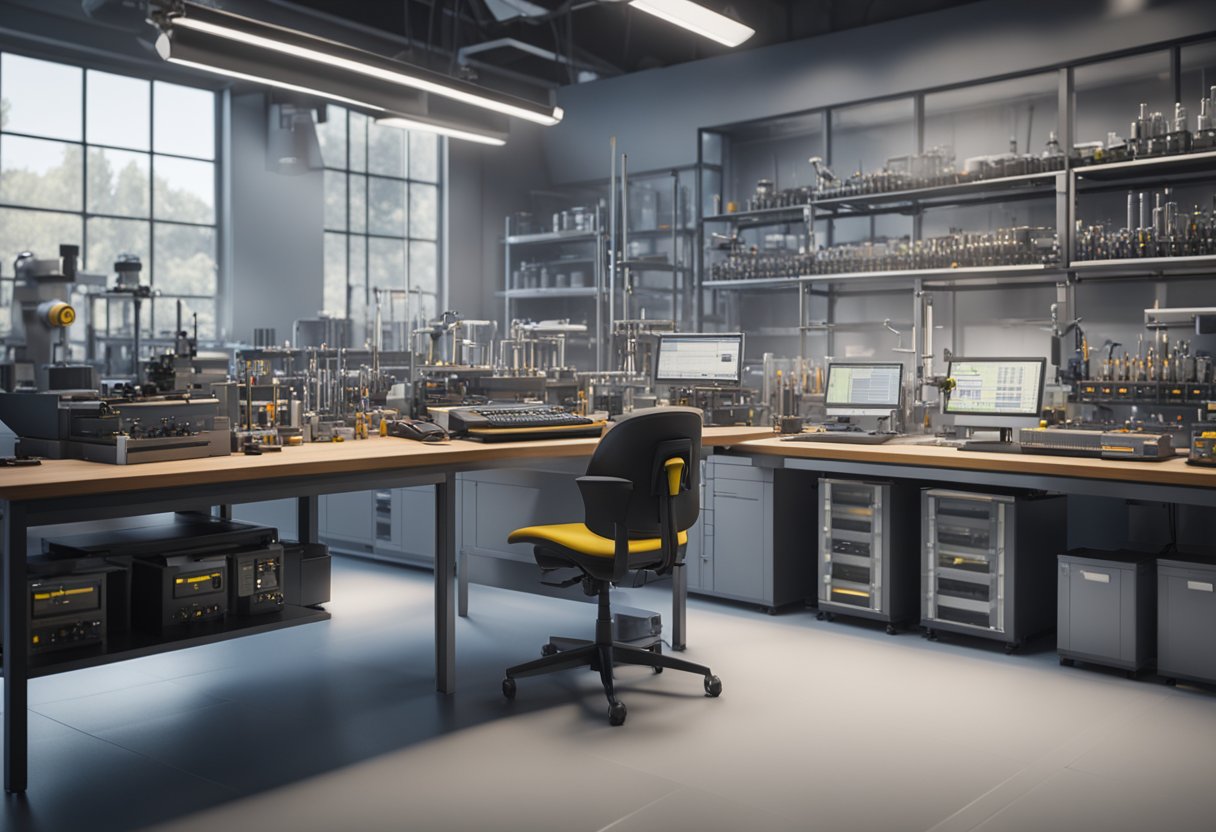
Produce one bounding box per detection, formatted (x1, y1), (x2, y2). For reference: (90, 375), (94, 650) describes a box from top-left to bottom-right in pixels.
(582, 407), (702, 539)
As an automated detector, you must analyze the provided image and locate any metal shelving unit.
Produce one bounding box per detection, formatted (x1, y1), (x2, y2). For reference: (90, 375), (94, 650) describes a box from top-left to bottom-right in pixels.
(502, 207), (605, 370)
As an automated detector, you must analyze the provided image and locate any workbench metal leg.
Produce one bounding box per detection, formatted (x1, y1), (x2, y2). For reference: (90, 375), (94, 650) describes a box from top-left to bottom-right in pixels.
(435, 473), (456, 694)
(458, 548), (469, 618)
(672, 561), (687, 652)
(3, 501), (29, 793)
(297, 495), (319, 544)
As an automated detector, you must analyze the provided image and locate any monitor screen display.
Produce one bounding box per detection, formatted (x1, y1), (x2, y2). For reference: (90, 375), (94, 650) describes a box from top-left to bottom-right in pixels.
(654, 334), (744, 385)
(945, 358), (1045, 417)
(824, 363), (903, 409)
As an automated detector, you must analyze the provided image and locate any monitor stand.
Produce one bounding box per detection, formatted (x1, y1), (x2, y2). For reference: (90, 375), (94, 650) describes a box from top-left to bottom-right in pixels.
(958, 428), (1023, 454)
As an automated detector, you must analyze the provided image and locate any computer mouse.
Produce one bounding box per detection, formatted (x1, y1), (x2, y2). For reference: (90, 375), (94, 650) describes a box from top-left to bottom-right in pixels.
(388, 419), (449, 443)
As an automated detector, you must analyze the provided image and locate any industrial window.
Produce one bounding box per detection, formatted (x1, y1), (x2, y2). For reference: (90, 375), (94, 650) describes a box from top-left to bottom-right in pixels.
(316, 105), (442, 345)
(0, 52), (219, 345)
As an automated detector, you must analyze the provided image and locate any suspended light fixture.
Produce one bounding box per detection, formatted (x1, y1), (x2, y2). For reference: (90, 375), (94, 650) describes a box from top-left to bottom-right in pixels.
(375, 115), (506, 147)
(156, 3), (563, 126)
(629, 0), (754, 47)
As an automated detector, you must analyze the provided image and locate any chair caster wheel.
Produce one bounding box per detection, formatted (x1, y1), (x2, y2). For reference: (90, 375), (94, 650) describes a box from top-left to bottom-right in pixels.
(816, 611), (825, 621)
(924, 629), (938, 641)
(885, 624), (898, 636)
(704, 675), (722, 697)
(608, 701), (627, 726)
(1164, 677), (1177, 687)
(1059, 657), (1074, 667)
(649, 642), (663, 672)
(502, 678), (516, 699)
(541, 643), (558, 657)
(1004, 643), (1019, 655)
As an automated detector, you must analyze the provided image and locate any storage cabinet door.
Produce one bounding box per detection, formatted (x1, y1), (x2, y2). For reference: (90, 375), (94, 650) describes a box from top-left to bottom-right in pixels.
(397, 486), (437, 563)
(322, 491), (375, 545)
(1061, 562), (1124, 659)
(712, 481), (765, 602)
(1160, 570), (1216, 680)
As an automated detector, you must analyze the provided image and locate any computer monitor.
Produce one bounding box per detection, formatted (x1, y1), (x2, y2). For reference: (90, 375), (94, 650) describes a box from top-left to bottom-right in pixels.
(654, 333), (744, 386)
(944, 357), (1046, 430)
(823, 363), (904, 417)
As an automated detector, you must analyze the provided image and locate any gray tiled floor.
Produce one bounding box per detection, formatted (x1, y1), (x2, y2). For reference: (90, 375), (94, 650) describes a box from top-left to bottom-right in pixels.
(2, 556), (1212, 832)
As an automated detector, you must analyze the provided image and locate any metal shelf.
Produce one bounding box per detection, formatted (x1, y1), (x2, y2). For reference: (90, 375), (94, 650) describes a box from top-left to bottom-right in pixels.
(497, 287), (600, 299)
(701, 205), (812, 226)
(504, 229), (599, 245)
(1072, 150), (1216, 182)
(704, 263), (1062, 289)
(19, 605), (330, 679)
(618, 260), (691, 273)
(811, 171), (1059, 214)
(1070, 254), (1216, 276)
(625, 227), (697, 237)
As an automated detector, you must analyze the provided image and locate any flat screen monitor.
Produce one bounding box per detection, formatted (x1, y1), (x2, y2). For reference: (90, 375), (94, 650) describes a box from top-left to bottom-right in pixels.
(944, 357), (1046, 429)
(654, 333), (744, 386)
(823, 363), (904, 416)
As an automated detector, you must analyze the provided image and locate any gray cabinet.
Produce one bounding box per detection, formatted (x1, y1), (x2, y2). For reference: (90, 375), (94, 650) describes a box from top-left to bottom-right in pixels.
(691, 456), (814, 610)
(315, 487), (437, 567)
(922, 489), (1065, 648)
(1058, 550), (1154, 673)
(1158, 557), (1216, 686)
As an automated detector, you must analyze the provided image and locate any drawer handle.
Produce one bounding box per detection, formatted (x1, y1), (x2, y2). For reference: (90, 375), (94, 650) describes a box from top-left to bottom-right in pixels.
(1186, 580), (1214, 593)
(1080, 571), (1110, 584)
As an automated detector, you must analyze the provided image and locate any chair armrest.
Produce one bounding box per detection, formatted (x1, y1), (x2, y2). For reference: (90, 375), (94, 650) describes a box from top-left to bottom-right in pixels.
(576, 476), (633, 526)
(577, 476), (633, 582)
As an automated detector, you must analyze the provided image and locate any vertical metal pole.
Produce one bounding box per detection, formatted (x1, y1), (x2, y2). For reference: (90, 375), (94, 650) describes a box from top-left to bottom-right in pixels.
(913, 93), (925, 244)
(435, 472), (456, 694)
(503, 215), (511, 338)
(3, 500), (29, 793)
(297, 495), (318, 544)
(621, 153), (630, 323)
(1059, 67), (1075, 269)
(671, 170), (679, 325)
(672, 561), (687, 651)
(608, 137), (617, 362)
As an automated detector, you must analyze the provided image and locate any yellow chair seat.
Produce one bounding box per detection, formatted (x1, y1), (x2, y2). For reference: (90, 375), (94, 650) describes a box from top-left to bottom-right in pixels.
(508, 523), (687, 559)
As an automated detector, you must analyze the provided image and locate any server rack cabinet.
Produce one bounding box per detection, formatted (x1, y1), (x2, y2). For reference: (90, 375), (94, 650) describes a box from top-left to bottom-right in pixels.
(816, 478), (919, 632)
(1057, 550), (1155, 675)
(1157, 557), (1216, 687)
(922, 489), (1065, 650)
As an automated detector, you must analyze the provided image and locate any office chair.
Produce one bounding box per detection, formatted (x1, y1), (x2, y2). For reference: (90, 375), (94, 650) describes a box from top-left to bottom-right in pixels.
(501, 407), (722, 726)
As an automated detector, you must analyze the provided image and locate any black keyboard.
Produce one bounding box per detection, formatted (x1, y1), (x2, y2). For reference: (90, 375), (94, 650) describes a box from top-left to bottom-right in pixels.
(445, 405), (604, 441)
(467, 406), (593, 429)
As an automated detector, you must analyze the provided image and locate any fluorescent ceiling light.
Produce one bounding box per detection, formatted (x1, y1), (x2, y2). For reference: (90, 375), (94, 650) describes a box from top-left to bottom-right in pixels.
(162, 54), (384, 112)
(629, 0), (754, 47)
(376, 115), (506, 146)
(169, 8), (563, 126)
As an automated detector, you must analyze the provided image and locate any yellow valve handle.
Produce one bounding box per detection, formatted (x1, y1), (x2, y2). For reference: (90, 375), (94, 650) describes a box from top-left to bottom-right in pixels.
(46, 302), (75, 327)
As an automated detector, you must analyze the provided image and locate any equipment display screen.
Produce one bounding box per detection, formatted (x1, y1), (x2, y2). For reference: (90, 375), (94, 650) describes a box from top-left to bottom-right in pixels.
(824, 363), (903, 408)
(655, 334), (743, 384)
(945, 358), (1045, 416)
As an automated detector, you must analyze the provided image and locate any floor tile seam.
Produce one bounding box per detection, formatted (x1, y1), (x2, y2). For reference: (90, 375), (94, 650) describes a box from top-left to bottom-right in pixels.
(33, 707), (241, 796)
(921, 723), (1115, 832)
(24, 669), (181, 707)
(594, 789), (682, 832)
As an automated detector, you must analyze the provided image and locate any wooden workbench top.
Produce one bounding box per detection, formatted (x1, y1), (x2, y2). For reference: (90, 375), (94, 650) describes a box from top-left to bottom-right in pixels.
(739, 436), (1216, 489)
(0, 425), (771, 501)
